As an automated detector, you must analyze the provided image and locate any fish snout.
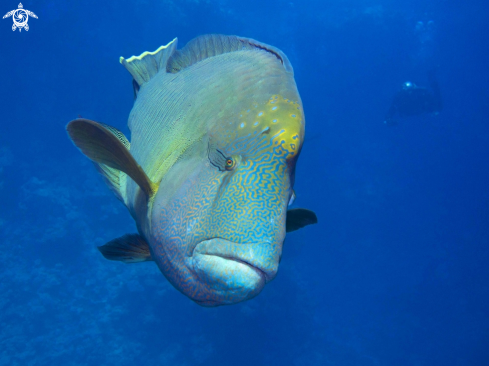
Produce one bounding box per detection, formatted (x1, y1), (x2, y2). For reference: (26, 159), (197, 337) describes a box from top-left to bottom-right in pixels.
(190, 238), (281, 305)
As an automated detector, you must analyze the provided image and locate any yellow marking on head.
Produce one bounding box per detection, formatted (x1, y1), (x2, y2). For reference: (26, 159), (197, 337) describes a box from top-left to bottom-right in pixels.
(236, 95), (303, 159)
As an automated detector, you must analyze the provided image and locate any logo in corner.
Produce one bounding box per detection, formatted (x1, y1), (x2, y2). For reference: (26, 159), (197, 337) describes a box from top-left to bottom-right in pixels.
(3, 3), (37, 32)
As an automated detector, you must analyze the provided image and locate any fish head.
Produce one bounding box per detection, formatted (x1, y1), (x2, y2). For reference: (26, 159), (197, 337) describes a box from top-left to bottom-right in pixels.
(150, 95), (304, 306)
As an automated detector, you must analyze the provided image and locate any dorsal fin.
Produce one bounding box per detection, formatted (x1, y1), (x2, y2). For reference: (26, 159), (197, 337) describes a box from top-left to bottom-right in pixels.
(120, 38), (178, 87)
(166, 34), (292, 74)
(66, 118), (157, 197)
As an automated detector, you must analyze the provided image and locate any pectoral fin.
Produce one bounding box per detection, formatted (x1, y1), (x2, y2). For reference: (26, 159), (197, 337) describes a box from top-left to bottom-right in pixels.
(286, 208), (318, 233)
(98, 234), (153, 263)
(66, 118), (157, 197)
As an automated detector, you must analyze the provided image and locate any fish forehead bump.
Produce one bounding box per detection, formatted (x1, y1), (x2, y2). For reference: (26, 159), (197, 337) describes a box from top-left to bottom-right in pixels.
(222, 94), (304, 160)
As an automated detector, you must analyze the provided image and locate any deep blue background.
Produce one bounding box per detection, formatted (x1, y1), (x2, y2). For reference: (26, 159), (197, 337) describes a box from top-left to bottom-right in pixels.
(1, 0), (488, 365)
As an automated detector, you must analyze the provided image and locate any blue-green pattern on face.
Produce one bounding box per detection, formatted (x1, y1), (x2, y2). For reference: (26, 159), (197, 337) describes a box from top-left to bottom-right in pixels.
(150, 95), (304, 306)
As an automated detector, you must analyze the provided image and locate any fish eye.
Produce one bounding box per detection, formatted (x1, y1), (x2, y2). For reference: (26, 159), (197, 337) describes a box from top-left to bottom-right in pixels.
(225, 158), (235, 170)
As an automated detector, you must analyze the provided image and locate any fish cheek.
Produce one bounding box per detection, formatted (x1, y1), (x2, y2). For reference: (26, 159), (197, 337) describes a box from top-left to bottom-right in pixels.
(151, 163), (223, 253)
(212, 159), (289, 245)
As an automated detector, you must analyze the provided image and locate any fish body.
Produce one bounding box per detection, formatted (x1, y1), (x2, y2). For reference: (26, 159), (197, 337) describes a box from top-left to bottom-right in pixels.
(67, 35), (317, 306)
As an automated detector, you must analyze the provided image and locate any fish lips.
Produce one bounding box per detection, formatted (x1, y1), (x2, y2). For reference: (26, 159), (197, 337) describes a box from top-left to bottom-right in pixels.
(192, 238), (280, 284)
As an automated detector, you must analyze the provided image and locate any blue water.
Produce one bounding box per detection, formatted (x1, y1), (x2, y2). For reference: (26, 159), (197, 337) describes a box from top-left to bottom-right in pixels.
(1, 0), (488, 364)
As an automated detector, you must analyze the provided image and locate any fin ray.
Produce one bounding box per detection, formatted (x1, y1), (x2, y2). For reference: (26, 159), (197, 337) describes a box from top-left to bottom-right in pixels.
(66, 118), (156, 197)
(286, 208), (318, 233)
(120, 38), (178, 87)
(94, 163), (125, 202)
(98, 234), (152, 263)
(167, 34), (292, 73)
(90, 123), (130, 203)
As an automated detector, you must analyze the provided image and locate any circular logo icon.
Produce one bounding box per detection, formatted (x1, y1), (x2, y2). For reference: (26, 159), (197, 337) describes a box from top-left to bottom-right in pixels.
(13, 8), (28, 28)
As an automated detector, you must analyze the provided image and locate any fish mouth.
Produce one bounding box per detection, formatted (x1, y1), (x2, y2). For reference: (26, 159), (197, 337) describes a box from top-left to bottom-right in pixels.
(206, 253), (266, 282)
(192, 238), (278, 283)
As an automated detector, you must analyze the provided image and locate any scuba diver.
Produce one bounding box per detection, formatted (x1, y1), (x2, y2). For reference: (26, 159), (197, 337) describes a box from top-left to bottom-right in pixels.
(384, 70), (442, 125)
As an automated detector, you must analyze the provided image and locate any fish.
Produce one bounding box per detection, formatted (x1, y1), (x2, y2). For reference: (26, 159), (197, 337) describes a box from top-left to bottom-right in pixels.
(66, 34), (317, 307)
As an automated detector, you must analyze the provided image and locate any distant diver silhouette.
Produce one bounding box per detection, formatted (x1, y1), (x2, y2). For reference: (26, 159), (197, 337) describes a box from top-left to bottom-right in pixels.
(384, 70), (442, 125)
